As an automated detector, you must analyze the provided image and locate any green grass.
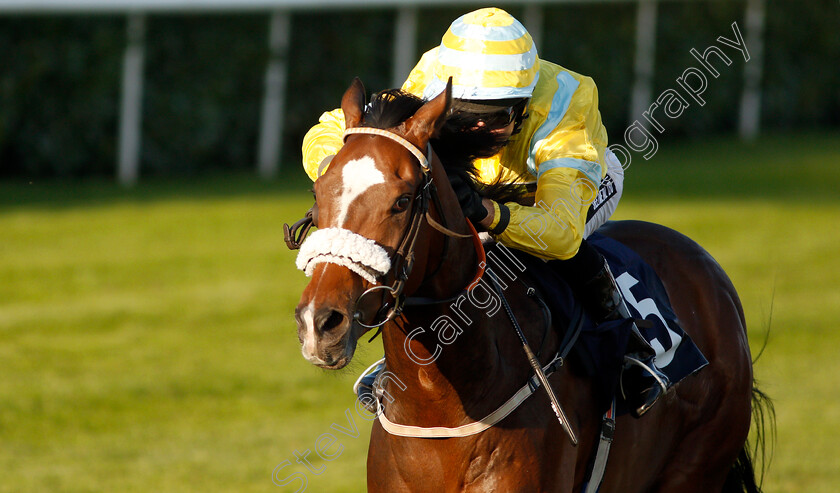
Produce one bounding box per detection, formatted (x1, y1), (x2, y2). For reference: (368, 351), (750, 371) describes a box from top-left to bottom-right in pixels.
(1, 130), (838, 492)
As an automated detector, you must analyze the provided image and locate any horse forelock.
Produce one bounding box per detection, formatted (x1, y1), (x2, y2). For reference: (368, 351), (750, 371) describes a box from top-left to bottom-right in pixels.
(362, 89), (494, 178)
(363, 89), (425, 131)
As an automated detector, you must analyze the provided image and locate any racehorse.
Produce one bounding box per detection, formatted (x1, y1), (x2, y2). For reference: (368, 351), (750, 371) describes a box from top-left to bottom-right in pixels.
(292, 78), (772, 492)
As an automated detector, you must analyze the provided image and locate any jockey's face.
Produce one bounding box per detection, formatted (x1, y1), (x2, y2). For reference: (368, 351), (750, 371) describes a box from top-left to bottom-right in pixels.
(457, 106), (518, 138)
(474, 113), (517, 138)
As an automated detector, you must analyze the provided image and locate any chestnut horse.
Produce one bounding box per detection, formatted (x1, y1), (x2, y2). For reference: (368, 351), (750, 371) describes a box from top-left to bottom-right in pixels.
(292, 79), (770, 492)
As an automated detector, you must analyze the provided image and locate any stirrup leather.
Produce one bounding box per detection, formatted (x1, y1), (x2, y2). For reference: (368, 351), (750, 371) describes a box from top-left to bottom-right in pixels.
(352, 357), (385, 395)
(621, 355), (669, 397)
(620, 354), (670, 417)
(353, 358), (385, 414)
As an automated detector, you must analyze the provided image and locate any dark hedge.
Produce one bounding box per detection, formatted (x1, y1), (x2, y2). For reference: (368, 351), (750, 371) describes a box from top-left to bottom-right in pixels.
(0, 0), (837, 179)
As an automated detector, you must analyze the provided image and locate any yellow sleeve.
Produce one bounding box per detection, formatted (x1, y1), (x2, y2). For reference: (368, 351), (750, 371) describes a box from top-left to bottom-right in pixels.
(494, 166), (598, 261)
(533, 76), (608, 187)
(488, 74), (607, 260)
(301, 48), (438, 182)
(301, 108), (346, 182)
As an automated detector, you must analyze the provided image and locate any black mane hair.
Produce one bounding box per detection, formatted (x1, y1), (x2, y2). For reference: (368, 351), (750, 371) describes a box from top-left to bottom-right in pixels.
(363, 89), (425, 131)
(363, 88), (531, 205)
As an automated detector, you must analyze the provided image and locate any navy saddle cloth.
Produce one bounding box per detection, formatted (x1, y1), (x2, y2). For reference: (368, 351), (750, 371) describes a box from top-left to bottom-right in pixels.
(487, 233), (708, 415)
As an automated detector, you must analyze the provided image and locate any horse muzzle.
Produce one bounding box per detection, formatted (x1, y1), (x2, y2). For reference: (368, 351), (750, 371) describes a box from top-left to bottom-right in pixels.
(295, 302), (358, 369)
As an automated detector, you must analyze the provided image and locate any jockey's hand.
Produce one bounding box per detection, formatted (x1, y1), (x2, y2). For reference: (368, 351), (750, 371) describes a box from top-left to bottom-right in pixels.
(447, 172), (489, 225)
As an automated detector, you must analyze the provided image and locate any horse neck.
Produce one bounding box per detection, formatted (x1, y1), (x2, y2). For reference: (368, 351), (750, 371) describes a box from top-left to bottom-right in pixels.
(379, 294), (505, 425)
(378, 157), (508, 424)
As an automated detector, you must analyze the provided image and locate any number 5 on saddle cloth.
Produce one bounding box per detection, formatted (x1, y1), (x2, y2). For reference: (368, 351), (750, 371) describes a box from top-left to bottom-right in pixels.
(505, 233), (709, 416)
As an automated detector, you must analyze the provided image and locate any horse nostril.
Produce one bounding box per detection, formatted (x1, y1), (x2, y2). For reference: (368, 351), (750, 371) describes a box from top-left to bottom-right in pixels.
(319, 310), (346, 333)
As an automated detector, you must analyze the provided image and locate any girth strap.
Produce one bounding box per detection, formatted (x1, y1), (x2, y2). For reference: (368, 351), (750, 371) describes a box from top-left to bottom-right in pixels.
(375, 281), (586, 440)
(583, 398), (617, 493)
(376, 352), (565, 438)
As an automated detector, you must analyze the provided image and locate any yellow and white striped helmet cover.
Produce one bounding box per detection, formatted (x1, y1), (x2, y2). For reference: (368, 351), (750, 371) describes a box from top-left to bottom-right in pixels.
(423, 8), (539, 101)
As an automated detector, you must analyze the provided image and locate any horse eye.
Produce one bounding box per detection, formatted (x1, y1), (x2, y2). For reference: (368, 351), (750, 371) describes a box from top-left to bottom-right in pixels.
(393, 195), (411, 213)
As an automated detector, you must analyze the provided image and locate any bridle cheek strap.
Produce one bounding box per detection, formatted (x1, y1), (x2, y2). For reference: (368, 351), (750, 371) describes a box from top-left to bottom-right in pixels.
(327, 126), (481, 330)
(295, 228), (391, 285)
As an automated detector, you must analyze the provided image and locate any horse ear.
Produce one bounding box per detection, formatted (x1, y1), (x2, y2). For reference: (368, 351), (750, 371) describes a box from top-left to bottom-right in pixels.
(341, 77), (366, 129)
(403, 77), (452, 146)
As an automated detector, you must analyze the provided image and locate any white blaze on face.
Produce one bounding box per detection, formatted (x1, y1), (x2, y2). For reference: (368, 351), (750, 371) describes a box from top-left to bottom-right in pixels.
(334, 156), (385, 227)
(299, 301), (325, 365)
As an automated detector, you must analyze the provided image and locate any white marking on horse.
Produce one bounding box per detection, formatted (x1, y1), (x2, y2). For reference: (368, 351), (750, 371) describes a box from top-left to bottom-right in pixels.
(418, 368), (435, 391)
(300, 301), (326, 365)
(334, 156), (385, 227)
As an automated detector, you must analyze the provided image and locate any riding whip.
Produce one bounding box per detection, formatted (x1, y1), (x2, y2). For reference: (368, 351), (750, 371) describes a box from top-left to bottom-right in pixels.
(487, 272), (579, 446)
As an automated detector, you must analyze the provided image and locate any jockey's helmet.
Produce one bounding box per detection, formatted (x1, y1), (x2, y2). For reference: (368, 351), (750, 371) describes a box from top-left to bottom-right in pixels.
(422, 7), (540, 103)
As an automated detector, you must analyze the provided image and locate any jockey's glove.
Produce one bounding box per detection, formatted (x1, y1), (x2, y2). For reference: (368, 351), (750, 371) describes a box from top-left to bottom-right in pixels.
(447, 172), (489, 225)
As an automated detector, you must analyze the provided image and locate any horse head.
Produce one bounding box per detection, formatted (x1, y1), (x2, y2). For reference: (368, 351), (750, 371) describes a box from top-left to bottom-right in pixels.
(295, 78), (461, 369)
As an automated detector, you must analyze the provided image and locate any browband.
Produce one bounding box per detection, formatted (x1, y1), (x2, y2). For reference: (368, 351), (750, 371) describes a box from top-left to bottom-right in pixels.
(344, 127), (432, 169)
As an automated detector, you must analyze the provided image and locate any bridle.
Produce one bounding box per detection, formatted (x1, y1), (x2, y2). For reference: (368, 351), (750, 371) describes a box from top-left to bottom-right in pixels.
(287, 126), (482, 331)
(345, 127), (487, 330)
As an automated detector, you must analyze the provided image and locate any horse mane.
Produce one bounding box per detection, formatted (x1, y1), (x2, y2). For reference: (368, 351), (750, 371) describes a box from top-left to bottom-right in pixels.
(363, 89), (425, 131)
(363, 89), (532, 205)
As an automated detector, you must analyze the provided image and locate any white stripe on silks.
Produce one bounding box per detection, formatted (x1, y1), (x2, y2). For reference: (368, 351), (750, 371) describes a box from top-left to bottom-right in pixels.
(423, 71), (540, 101)
(296, 228), (391, 285)
(437, 44), (537, 72)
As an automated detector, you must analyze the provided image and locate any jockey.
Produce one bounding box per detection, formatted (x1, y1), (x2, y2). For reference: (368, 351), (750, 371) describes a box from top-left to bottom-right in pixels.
(301, 8), (670, 418)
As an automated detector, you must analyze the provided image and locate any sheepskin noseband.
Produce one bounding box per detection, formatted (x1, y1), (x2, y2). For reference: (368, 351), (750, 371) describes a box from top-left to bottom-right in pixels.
(295, 228), (391, 285)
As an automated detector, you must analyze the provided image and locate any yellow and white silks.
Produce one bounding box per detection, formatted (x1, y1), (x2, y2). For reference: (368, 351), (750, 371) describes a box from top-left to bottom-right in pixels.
(301, 8), (612, 261)
(419, 7), (539, 101)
